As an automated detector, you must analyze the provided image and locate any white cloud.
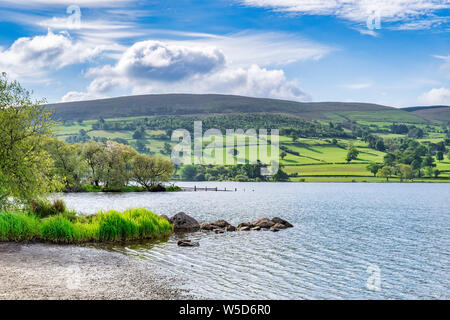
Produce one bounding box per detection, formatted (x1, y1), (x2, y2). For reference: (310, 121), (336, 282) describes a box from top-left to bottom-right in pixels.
(434, 54), (450, 69)
(241, 0), (449, 29)
(165, 32), (332, 68)
(62, 40), (311, 102)
(418, 87), (450, 105)
(114, 41), (226, 81)
(0, 30), (106, 78)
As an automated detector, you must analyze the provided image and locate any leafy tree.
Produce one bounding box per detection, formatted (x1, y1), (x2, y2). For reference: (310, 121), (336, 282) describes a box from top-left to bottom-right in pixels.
(366, 162), (381, 177)
(346, 144), (359, 163)
(280, 151), (287, 160)
(436, 151), (444, 162)
(290, 131), (299, 142)
(377, 166), (394, 181)
(131, 154), (174, 190)
(425, 166), (434, 178)
(272, 168), (290, 181)
(398, 164), (414, 181)
(99, 141), (138, 190)
(163, 142), (172, 155)
(45, 139), (86, 191)
(180, 165), (197, 181)
(81, 141), (106, 186)
(0, 73), (61, 206)
(422, 155), (436, 168)
(136, 140), (149, 153)
(433, 169), (441, 178)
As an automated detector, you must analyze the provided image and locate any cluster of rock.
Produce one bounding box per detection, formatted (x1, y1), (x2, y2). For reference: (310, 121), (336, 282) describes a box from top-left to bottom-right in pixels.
(166, 212), (293, 235)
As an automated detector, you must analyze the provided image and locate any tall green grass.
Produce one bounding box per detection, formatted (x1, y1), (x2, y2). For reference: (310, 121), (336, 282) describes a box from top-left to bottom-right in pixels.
(0, 208), (172, 243)
(0, 211), (40, 241)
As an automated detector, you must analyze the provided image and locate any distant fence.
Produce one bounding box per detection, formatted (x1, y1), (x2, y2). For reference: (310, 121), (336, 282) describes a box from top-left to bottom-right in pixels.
(180, 186), (237, 192)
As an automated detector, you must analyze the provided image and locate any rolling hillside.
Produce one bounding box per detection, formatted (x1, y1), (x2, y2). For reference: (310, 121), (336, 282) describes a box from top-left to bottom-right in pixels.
(47, 94), (427, 123)
(404, 105), (450, 122)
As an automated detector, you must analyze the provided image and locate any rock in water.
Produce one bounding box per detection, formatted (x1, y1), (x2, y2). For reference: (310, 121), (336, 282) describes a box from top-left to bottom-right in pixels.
(212, 220), (231, 228)
(252, 217), (275, 229)
(177, 240), (199, 247)
(170, 212), (200, 232)
(199, 222), (216, 231)
(237, 222), (251, 229)
(272, 223), (288, 230)
(225, 225), (236, 232)
(271, 217), (293, 228)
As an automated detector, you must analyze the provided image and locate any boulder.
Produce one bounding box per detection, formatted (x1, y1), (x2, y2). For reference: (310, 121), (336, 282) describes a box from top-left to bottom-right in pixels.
(225, 225), (236, 232)
(170, 212), (200, 233)
(199, 222), (216, 231)
(252, 217), (275, 229)
(270, 226), (280, 232)
(214, 229), (225, 234)
(251, 226), (261, 231)
(271, 217), (293, 228)
(212, 220), (232, 228)
(237, 225), (251, 231)
(177, 240), (199, 247)
(237, 222), (251, 229)
(272, 223), (288, 230)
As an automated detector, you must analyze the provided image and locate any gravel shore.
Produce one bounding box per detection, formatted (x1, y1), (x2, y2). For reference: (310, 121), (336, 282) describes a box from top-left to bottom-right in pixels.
(0, 243), (188, 300)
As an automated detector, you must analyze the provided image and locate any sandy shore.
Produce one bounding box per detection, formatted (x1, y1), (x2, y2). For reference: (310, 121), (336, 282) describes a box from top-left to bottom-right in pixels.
(0, 242), (189, 300)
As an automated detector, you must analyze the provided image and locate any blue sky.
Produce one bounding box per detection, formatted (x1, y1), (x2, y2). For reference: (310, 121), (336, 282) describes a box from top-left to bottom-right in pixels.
(0, 0), (449, 107)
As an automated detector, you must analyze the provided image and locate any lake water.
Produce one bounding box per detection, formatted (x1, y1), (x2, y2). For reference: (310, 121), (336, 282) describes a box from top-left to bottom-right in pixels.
(59, 182), (450, 299)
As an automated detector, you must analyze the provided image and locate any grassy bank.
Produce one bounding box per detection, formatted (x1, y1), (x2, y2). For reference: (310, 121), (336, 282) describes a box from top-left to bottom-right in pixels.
(80, 184), (182, 193)
(0, 208), (172, 244)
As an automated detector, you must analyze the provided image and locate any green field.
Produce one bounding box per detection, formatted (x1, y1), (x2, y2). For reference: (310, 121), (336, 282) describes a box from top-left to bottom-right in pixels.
(56, 114), (450, 182)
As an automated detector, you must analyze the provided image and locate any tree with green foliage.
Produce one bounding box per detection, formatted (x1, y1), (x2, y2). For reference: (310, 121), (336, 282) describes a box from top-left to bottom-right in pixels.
(290, 131), (299, 142)
(131, 154), (174, 190)
(398, 164), (414, 181)
(433, 169), (441, 178)
(81, 141), (106, 186)
(366, 162), (381, 177)
(346, 144), (359, 163)
(99, 141), (138, 190)
(163, 142), (172, 155)
(436, 151), (444, 162)
(280, 151), (287, 160)
(180, 165), (198, 181)
(45, 138), (86, 191)
(272, 168), (290, 181)
(425, 166), (434, 178)
(0, 73), (62, 207)
(422, 155), (436, 168)
(377, 166), (394, 181)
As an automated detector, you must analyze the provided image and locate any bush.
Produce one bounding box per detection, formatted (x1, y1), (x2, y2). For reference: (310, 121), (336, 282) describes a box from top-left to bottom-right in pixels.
(1, 208), (172, 243)
(0, 211), (39, 241)
(31, 198), (67, 218)
(97, 210), (139, 241)
(39, 215), (80, 243)
(97, 208), (171, 241)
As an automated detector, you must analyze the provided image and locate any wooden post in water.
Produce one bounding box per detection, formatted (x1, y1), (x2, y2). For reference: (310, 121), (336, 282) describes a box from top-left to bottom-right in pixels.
(194, 185), (196, 191)
(216, 187), (218, 191)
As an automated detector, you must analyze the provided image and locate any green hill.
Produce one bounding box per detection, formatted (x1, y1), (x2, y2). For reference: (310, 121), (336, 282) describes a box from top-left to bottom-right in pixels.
(47, 93), (427, 123)
(403, 105), (450, 122)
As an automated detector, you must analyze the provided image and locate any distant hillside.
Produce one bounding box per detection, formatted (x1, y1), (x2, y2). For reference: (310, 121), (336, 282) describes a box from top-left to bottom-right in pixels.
(47, 93), (427, 123)
(404, 105), (450, 122)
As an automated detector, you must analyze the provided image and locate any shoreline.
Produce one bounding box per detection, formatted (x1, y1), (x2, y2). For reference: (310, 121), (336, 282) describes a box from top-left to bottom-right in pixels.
(0, 242), (189, 300)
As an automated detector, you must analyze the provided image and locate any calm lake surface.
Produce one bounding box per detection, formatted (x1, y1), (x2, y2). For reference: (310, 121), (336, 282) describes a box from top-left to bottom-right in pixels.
(59, 182), (450, 299)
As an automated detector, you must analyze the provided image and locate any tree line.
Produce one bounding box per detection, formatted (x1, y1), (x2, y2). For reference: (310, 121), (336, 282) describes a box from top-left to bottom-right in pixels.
(0, 74), (174, 209)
